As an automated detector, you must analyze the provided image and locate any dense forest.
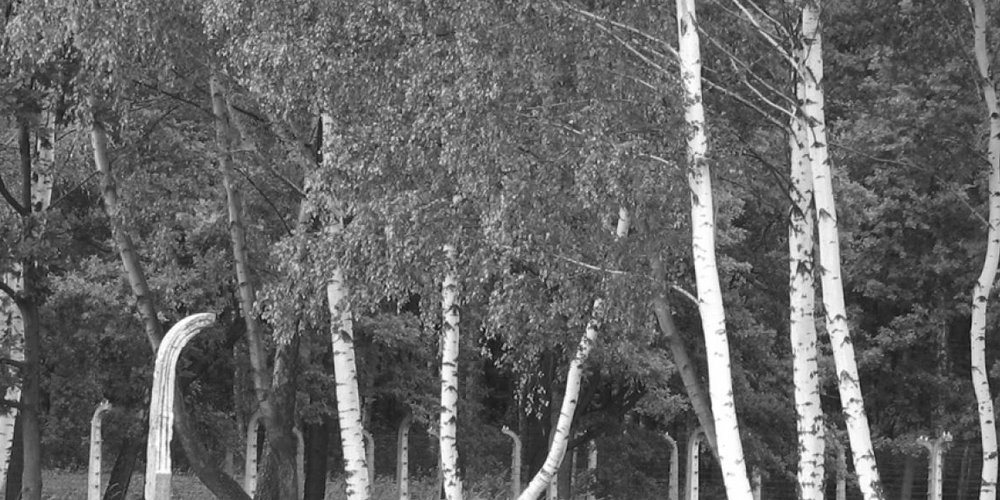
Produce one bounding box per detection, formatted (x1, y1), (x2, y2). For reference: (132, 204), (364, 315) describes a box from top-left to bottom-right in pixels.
(0, 0), (996, 499)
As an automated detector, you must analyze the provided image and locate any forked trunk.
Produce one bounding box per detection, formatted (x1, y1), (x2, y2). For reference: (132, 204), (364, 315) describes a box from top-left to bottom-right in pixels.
(789, 64), (825, 500)
(966, 1), (1000, 498)
(649, 257), (718, 459)
(798, 3), (882, 498)
(90, 113), (249, 500)
(676, 0), (752, 496)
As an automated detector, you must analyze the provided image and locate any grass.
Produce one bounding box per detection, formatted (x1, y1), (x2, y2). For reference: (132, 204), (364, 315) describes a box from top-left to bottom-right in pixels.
(40, 470), (504, 500)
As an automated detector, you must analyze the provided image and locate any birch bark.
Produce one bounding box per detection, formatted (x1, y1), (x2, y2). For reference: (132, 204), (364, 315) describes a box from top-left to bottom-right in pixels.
(789, 62), (825, 500)
(441, 241), (463, 500)
(798, 3), (883, 498)
(518, 209), (629, 500)
(677, 0), (752, 496)
(966, 1), (1000, 498)
(322, 113), (370, 500)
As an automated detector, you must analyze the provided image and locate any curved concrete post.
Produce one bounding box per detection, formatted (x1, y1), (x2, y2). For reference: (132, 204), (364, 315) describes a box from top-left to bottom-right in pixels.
(144, 313), (216, 500)
(294, 426), (305, 498)
(398, 413), (413, 500)
(501, 426), (522, 499)
(664, 432), (679, 500)
(244, 409), (263, 494)
(919, 432), (953, 500)
(89, 400), (112, 500)
(686, 429), (704, 500)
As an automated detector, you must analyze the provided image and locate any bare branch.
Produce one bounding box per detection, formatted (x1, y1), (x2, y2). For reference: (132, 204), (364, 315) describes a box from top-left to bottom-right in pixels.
(554, 253), (629, 276)
(49, 171), (99, 209)
(0, 173), (26, 216)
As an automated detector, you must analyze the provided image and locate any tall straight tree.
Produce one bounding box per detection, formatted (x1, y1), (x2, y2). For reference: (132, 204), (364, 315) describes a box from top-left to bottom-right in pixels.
(210, 76), (301, 500)
(440, 233), (463, 500)
(798, 2), (883, 498)
(965, 0), (1000, 498)
(676, 0), (753, 497)
(788, 64), (825, 499)
(322, 113), (370, 500)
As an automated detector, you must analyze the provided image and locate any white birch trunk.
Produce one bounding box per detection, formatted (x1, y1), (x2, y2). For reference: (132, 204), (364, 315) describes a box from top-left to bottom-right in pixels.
(967, 2), (1000, 498)
(0, 270), (23, 493)
(518, 210), (629, 500)
(243, 410), (262, 494)
(789, 66), (825, 500)
(677, 0), (752, 497)
(799, 4), (883, 498)
(919, 433), (952, 500)
(323, 113), (370, 500)
(327, 270), (370, 500)
(88, 401), (111, 500)
(440, 241), (463, 500)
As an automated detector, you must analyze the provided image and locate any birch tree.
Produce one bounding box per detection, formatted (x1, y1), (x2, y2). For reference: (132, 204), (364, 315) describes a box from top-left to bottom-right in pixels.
(798, 2), (882, 497)
(322, 113), (370, 500)
(676, 0), (753, 496)
(789, 52), (825, 500)
(965, 0), (1000, 497)
(440, 237), (463, 500)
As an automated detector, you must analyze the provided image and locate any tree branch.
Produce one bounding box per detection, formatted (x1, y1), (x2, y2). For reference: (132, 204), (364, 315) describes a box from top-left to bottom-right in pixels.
(0, 173), (26, 216)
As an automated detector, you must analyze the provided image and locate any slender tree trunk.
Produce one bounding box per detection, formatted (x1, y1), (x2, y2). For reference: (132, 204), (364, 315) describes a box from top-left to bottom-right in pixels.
(210, 76), (299, 500)
(649, 257), (718, 459)
(441, 240), (463, 500)
(19, 298), (39, 500)
(664, 433), (679, 500)
(304, 418), (330, 500)
(90, 115), (249, 500)
(789, 62), (825, 500)
(676, 0), (752, 497)
(966, 2), (1000, 499)
(518, 210), (629, 500)
(103, 436), (142, 500)
(799, 4), (883, 499)
(321, 112), (370, 500)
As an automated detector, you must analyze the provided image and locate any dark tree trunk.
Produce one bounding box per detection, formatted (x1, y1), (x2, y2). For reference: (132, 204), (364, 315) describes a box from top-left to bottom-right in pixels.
(899, 454), (914, 500)
(19, 292), (40, 500)
(303, 418), (330, 500)
(102, 435), (143, 500)
(5, 412), (22, 500)
(557, 445), (572, 499)
(256, 337), (301, 500)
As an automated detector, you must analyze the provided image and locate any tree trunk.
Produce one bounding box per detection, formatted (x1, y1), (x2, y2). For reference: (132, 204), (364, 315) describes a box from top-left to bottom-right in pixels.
(441, 241), (463, 500)
(798, 4), (883, 499)
(649, 257), (718, 459)
(4, 413), (21, 500)
(210, 76), (300, 500)
(90, 115), (249, 500)
(676, 0), (752, 497)
(966, 2), (1000, 499)
(518, 210), (629, 500)
(103, 435), (142, 500)
(304, 418), (330, 500)
(664, 433), (678, 500)
(789, 59), (825, 500)
(899, 454), (914, 500)
(321, 112), (370, 500)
